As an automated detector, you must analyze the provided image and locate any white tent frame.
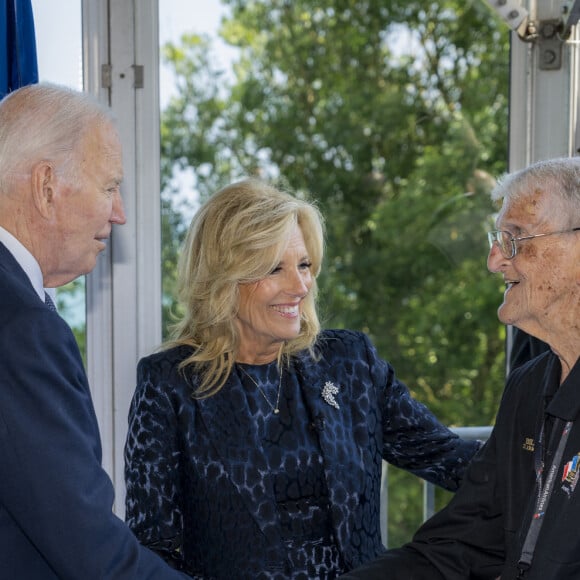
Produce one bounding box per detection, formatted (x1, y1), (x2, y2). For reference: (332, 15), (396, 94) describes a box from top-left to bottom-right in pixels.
(82, 0), (162, 515)
(81, 0), (580, 518)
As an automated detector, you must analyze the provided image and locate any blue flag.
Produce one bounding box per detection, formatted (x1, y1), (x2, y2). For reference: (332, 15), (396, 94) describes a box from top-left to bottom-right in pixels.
(0, 0), (38, 99)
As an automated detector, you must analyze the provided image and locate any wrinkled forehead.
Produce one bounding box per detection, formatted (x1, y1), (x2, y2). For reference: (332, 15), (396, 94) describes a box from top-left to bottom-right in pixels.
(496, 188), (568, 230)
(76, 121), (123, 173)
(81, 120), (121, 153)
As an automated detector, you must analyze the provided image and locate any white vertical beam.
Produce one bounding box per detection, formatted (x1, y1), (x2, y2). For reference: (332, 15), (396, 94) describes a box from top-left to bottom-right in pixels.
(82, 0), (116, 488)
(108, 0), (139, 517)
(134, 1), (162, 360)
(83, 0), (161, 515)
(569, 22), (580, 155)
(506, 1), (580, 366)
(509, 0), (580, 170)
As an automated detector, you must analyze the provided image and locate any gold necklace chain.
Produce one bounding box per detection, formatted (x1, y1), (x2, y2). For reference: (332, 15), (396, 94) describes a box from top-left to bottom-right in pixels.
(238, 365), (283, 415)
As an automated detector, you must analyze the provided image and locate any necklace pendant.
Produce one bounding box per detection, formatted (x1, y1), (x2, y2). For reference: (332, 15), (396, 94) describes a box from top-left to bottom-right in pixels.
(237, 364), (283, 416)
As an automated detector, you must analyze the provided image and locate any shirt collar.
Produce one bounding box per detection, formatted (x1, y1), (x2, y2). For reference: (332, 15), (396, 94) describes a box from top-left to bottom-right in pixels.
(0, 226), (46, 301)
(545, 354), (580, 421)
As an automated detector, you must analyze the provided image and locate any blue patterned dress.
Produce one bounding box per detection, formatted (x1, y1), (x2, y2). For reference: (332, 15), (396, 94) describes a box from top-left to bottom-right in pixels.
(238, 361), (346, 578)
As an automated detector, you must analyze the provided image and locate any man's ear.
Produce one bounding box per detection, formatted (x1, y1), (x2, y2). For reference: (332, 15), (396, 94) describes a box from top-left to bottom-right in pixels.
(31, 162), (56, 219)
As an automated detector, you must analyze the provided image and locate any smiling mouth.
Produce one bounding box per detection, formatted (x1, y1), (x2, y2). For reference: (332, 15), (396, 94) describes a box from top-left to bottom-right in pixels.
(272, 304), (300, 316)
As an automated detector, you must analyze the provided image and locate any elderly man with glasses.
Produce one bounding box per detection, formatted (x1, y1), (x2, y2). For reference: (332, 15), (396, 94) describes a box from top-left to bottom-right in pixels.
(342, 157), (580, 580)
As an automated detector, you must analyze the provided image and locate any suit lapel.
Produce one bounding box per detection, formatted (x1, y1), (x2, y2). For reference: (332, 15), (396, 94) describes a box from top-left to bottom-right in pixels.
(295, 351), (349, 453)
(0, 242), (46, 311)
(295, 349), (365, 559)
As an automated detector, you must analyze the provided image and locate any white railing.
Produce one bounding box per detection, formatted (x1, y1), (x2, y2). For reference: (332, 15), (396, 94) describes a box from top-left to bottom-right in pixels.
(380, 425), (493, 547)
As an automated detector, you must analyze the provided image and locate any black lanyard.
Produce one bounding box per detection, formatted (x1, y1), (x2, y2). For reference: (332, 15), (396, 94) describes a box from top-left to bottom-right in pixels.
(517, 418), (573, 574)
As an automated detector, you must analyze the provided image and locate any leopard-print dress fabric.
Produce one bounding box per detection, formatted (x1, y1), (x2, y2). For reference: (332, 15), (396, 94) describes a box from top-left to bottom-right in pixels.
(124, 329), (478, 579)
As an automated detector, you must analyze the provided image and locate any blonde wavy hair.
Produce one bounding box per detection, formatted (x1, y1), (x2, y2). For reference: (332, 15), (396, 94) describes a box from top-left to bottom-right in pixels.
(167, 178), (325, 397)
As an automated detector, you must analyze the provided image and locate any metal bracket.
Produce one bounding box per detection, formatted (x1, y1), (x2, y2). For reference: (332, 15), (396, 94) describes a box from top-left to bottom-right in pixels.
(483, 0), (529, 35)
(100, 64), (143, 89)
(537, 19), (564, 70)
(484, 0), (580, 70)
(133, 65), (144, 89)
(101, 64), (112, 89)
(562, 0), (580, 38)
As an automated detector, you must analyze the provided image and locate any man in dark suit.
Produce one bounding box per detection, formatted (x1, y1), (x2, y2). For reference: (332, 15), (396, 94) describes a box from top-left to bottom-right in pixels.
(0, 83), (190, 578)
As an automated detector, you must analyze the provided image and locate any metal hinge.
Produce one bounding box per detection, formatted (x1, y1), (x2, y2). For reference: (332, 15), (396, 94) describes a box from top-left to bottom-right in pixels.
(537, 19), (564, 70)
(101, 64), (112, 89)
(100, 64), (144, 89)
(133, 65), (144, 89)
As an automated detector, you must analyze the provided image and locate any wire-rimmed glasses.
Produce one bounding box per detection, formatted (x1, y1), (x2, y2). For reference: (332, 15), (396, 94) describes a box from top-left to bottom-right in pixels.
(487, 227), (580, 259)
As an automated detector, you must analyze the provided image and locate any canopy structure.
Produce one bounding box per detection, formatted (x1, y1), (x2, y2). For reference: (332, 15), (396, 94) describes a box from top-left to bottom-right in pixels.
(9, 0), (580, 519)
(0, 0), (38, 99)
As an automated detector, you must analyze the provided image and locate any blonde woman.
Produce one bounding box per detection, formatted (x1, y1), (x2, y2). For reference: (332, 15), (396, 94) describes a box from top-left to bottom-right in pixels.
(124, 178), (478, 579)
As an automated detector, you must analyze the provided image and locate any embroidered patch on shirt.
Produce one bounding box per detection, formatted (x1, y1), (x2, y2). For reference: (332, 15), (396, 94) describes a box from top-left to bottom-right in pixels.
(562, 453), (580, 497)
(522, 437), (535, 452)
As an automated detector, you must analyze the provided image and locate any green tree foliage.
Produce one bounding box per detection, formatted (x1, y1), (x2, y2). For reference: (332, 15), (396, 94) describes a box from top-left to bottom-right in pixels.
(160, 0), (509, 547)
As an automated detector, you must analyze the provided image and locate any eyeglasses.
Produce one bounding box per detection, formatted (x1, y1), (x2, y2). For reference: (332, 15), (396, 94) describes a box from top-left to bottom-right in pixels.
(487, 227), (580, 259)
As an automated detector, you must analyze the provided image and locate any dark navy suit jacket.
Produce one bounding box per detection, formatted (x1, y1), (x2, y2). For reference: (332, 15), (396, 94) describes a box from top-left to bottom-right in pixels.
(125, 329), (479, 579)
(0, 242), (189, 579)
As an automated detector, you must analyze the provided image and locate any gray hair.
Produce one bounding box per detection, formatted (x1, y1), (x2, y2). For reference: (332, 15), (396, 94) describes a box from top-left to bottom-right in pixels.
(0, 83), (116, 191)
(491, 157), (580, 227)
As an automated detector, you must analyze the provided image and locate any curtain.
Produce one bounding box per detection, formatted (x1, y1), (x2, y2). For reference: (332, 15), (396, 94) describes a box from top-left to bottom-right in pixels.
(0, 0), (38, 99)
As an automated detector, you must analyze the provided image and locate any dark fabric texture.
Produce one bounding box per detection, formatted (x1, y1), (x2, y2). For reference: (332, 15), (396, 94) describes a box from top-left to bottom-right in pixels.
(124, 329), (479, 579)
(0, 242), (189, 579)
(240, 360), (346, 578)
(342, 351), (580, 580)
